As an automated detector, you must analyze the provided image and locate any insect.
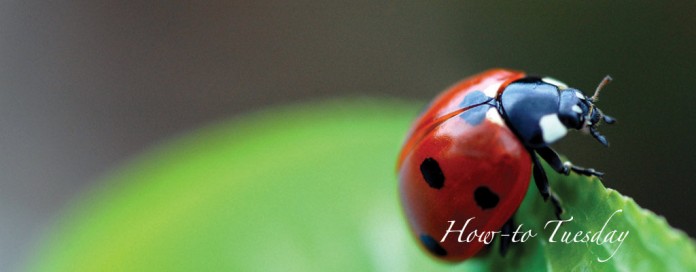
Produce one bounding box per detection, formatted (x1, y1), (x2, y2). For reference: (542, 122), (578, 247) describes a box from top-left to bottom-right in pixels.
(397, 69), (615, 262)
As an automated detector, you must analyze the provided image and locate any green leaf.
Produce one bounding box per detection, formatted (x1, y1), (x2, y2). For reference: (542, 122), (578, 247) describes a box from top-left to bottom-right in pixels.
(478, 161), (696, 272)
(27, 99), (696, 271)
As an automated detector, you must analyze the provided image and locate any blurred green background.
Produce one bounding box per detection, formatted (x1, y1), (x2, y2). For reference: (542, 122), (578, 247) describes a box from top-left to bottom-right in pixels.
(2, 1), (695, 271)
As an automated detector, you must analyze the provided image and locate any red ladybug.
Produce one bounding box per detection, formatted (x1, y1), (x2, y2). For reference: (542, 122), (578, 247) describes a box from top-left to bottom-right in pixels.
(397, 69), (615, 261)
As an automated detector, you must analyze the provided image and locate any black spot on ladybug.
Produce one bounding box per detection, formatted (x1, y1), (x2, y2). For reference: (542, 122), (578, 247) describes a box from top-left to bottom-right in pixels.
(420, 234), (447, 257)
(420, 158), (444, 189)
(474, 186), (499, 210)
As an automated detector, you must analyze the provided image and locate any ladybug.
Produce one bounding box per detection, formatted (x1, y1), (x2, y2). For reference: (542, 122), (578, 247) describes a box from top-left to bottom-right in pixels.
(397, 69), (615, 262)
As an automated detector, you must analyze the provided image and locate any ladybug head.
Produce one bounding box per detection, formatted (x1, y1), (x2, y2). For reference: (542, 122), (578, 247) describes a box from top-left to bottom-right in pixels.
(558, 76), (615, 146)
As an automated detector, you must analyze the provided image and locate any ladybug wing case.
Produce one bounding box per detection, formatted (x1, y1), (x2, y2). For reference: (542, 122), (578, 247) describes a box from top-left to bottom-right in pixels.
(397, 69), (532, 261)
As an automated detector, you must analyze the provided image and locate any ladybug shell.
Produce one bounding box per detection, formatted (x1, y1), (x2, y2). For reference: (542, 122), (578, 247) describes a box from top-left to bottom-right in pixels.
(398, 69), (532, 262)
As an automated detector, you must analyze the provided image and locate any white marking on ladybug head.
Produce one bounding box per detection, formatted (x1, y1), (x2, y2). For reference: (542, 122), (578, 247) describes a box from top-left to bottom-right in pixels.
(539, 114), (568, 143)
(542, 77), (568, 90)
(575, 91), (585, 100)
(485, 108), (505, 126)
(572, 105), (583, 114)
(482, 82), (503, 98)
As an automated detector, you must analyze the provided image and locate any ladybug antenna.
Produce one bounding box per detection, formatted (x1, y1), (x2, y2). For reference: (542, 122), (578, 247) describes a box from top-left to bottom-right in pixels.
(591, 75), (612, 103)
(588, 75), (612, 114)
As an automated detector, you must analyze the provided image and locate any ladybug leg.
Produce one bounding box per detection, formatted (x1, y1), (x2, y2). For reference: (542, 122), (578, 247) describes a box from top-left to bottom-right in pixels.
(549, 191), (564, 220)
(499, 216), (515, 256)
(566, 163), (604, 177)
(534, 147), (569, 175)
(589, 126), (610, 147)
(536, 146), (604, 177)
(528, 150), (550, 201)
(529, 149), (564, 219)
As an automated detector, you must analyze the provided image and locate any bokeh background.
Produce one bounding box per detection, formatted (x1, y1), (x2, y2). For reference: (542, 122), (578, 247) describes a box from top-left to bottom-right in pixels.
(2, 1), (695, 270)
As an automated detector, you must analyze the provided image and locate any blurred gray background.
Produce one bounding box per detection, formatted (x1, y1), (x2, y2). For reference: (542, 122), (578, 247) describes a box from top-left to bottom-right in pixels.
(2, 1), (695, 270)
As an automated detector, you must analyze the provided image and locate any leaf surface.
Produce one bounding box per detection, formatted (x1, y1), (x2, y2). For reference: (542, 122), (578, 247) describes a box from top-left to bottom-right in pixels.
(28, 100), (696, 271)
